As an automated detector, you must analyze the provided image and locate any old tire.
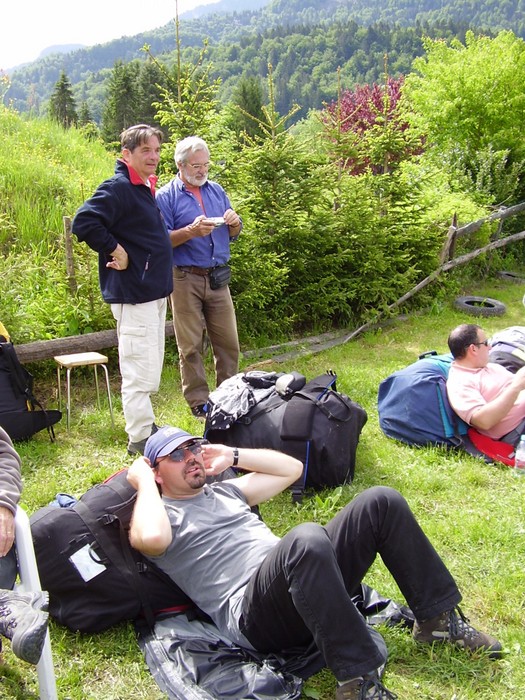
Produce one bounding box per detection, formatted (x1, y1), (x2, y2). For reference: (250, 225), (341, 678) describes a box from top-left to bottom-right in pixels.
(453, 296), (506, 317)
(497, 270), (525, 284)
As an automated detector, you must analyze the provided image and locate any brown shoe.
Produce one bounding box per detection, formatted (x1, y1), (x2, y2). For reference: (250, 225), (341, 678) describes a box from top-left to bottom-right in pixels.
(413, 606), (502, 657)
(335, 677), (397, 699)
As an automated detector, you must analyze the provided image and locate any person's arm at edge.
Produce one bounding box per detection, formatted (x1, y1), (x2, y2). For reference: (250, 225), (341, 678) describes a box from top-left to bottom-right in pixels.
(127, 458), (172, 557)
(201, 444), (303, 507)
(0, 427), (22, 557)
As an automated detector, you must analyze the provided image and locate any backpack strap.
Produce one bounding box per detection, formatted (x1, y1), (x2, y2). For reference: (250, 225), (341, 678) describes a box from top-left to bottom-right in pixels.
(75, 500), (158, 628)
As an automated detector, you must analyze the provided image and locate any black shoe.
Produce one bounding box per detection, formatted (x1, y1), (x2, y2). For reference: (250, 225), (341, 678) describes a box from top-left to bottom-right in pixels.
(127, 437), (148, 456)
(191, 404), (207, 419)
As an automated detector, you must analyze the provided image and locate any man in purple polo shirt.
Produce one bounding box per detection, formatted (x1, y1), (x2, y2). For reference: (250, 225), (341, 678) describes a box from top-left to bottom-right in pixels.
(156, 137), (242, 419)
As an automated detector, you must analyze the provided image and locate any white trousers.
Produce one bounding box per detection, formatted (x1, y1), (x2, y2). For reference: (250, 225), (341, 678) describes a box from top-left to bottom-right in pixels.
(111, 298), (167, 443)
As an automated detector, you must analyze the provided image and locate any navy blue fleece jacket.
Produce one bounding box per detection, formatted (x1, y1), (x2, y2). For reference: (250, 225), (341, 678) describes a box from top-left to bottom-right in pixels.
(72, 160), (173, 304)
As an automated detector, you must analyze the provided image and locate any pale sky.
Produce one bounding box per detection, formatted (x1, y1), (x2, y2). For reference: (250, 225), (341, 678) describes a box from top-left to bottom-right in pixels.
(0, 0), (219, 71)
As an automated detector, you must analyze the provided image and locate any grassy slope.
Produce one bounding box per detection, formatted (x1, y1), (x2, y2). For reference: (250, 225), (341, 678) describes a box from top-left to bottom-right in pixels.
(4, 278), (525, 699)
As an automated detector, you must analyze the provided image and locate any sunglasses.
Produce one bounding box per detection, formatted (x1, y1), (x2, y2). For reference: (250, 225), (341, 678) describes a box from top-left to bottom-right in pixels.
(473, 339), (490, 347)
(156, 439), (208, 465)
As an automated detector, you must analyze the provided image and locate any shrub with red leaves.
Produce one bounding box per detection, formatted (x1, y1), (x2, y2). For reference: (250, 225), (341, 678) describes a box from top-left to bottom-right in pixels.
(324, 77), (422, 174)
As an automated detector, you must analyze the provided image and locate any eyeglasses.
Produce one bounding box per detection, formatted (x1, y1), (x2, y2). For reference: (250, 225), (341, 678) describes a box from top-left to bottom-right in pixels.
(186, 162), (210, 171)
(156, 439), (208, 465)
(473, 339), (490, 347)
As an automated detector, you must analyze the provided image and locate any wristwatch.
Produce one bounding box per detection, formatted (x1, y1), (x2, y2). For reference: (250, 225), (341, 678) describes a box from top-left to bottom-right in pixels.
(231, 447), (239, 467)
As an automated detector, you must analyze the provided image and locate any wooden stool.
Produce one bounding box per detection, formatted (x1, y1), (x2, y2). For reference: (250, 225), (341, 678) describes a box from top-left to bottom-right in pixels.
(54, 352), (114, 431)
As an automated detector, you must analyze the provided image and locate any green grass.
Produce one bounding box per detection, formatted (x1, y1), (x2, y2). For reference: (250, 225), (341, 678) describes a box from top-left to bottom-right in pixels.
(4, 279), (525, 699)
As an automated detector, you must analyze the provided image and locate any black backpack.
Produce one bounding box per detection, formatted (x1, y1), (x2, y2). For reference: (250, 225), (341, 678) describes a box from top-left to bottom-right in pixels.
(488, 325), (525, 373)
(205, 371), (367, 501)
(0, 337), (61, 441)
(30, 470), (193, 633)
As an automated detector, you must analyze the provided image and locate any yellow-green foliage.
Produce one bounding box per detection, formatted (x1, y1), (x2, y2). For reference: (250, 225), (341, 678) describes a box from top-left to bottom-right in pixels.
(0, 107), (116, 340)
(0, 106), (114, 250)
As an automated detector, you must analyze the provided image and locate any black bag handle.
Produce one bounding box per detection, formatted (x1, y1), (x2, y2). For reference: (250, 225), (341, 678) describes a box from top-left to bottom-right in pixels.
(292, 371), (354, 423)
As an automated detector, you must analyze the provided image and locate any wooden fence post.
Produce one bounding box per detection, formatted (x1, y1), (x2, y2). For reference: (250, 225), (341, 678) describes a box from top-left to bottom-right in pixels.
(63, 215), (78, 296)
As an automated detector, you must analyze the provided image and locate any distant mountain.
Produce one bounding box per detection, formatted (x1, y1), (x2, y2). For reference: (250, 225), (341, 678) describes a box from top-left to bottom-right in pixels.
(4, 0), (525, 122)
(181, 0), (267, 19)
(37, 44), (86, 60)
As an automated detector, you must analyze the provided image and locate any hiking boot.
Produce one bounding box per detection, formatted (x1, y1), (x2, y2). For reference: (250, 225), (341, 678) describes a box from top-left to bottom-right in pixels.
(190, 404), (207, 420)
(0, 590), (49, 664)
(1, 590), (49, 613)
(127, 437), (148, 456)
(127, 423), (159, 456)
(413, 606), (502, 657)
(335, 677), (397, 699)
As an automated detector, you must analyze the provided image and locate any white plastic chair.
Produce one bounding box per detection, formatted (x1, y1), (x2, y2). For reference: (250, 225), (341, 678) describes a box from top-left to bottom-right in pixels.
(14, 506), (58, 700)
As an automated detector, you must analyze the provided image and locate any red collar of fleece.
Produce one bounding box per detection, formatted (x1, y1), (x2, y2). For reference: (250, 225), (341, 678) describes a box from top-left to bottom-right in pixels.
(119, 159), (157, 194)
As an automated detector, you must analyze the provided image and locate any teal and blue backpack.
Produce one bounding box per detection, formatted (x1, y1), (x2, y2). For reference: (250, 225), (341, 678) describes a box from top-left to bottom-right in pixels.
(377, 352), (469, 448)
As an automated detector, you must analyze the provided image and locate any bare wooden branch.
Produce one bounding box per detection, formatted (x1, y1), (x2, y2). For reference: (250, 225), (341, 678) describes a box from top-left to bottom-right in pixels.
(340, 229), (525, 345)
(455, 202), (525, 238)
(15, 323), (176, 364)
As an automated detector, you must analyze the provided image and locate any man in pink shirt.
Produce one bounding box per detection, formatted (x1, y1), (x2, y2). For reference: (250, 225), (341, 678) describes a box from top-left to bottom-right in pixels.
(447, 323), (525, 442)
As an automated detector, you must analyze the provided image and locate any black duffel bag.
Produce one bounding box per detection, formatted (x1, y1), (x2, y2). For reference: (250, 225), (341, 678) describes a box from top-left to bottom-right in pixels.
(205, 371), (367, 500)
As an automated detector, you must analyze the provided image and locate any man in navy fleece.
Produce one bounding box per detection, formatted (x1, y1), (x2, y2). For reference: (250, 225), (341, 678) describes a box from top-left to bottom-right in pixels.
(72, 124), (173, 455)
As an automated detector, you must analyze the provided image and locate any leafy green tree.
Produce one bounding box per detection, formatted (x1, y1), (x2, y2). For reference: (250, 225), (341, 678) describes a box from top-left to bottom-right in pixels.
(403, 30), (525, 204)
(48, 71), (78, 128)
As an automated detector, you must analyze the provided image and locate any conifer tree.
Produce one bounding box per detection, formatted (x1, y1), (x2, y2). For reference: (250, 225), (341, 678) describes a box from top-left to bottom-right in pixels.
(78, 101), (92, 126)
(101, 61), (140, 144)
(49, 71), (78, 128)
(229, 66), (342, 336)
(137, 60), (166, 134)
(143, 0), (221, 157)
(226, 75), (265, 140)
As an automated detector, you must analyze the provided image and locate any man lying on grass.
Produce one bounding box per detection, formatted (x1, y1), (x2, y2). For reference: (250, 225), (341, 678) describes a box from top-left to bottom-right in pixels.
(127, 426), (502, 700)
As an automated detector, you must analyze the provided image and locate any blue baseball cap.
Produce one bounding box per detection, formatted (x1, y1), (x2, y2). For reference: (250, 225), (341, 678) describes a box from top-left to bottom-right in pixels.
(144, 426), (199, 466)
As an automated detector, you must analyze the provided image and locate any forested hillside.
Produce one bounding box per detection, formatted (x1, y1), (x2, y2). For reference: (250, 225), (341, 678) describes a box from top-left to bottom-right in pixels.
(4, 28), (525, 346)
(4, 0), (524, 121)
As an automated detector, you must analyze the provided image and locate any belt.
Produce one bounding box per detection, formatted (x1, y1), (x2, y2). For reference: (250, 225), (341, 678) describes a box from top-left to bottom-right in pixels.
(178, 266), (213, 276)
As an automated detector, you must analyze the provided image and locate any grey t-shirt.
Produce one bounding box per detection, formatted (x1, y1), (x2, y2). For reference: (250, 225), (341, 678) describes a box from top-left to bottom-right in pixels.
(149, 481), (279, 647)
